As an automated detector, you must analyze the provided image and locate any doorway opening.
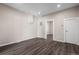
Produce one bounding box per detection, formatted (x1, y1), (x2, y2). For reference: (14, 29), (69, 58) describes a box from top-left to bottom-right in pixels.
(47, 21), (53, 40)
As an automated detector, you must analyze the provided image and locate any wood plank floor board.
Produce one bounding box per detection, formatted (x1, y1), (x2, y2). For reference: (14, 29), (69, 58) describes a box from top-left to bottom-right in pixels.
(0, 38), (79, 55)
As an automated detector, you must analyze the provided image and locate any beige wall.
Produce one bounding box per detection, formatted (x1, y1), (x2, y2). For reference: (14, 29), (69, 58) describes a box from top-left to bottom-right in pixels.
(44, 6), (79, 42)
(0, 4), (37, 46)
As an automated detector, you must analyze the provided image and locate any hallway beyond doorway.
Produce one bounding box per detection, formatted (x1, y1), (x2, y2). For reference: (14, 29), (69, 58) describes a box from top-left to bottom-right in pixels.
(47, 34), (53, 40)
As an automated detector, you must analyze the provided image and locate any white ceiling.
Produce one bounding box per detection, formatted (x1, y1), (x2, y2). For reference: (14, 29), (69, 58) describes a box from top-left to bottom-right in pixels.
(4, 3), (79, 16)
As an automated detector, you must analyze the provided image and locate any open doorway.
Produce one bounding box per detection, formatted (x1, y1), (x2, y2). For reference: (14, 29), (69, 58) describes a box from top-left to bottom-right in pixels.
(47, 21), (53, 40)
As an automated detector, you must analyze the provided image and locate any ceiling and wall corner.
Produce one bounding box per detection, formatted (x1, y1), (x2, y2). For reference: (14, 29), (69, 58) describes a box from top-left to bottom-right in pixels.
(2, 4), (79, 41)
(4, 3), (79, 16)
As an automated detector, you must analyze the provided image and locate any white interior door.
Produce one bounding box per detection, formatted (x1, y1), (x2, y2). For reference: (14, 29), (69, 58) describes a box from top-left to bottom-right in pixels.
(37, 20), (45, 38)
(64, 18), (79, 45)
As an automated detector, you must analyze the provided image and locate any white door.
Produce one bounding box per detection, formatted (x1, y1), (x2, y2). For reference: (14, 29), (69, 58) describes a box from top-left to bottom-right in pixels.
(64, 18), (79, 45)
(37, 20), (45, 38)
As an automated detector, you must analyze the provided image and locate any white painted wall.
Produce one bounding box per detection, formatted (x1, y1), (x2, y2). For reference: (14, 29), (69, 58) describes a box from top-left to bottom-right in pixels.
(0, 4), (37, 46)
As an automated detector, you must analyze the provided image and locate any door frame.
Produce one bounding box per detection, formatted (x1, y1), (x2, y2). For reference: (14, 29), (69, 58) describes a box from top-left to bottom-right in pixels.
(45, 19), (53, 39)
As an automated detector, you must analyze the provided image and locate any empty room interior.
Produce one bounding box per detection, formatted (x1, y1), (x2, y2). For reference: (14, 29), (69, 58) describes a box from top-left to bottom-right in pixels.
(0, 3), (79, 55)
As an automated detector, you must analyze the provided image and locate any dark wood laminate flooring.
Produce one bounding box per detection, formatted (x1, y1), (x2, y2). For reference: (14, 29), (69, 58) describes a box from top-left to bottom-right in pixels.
(0, 38), (79, 55)
(47, 34), (53, 40)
